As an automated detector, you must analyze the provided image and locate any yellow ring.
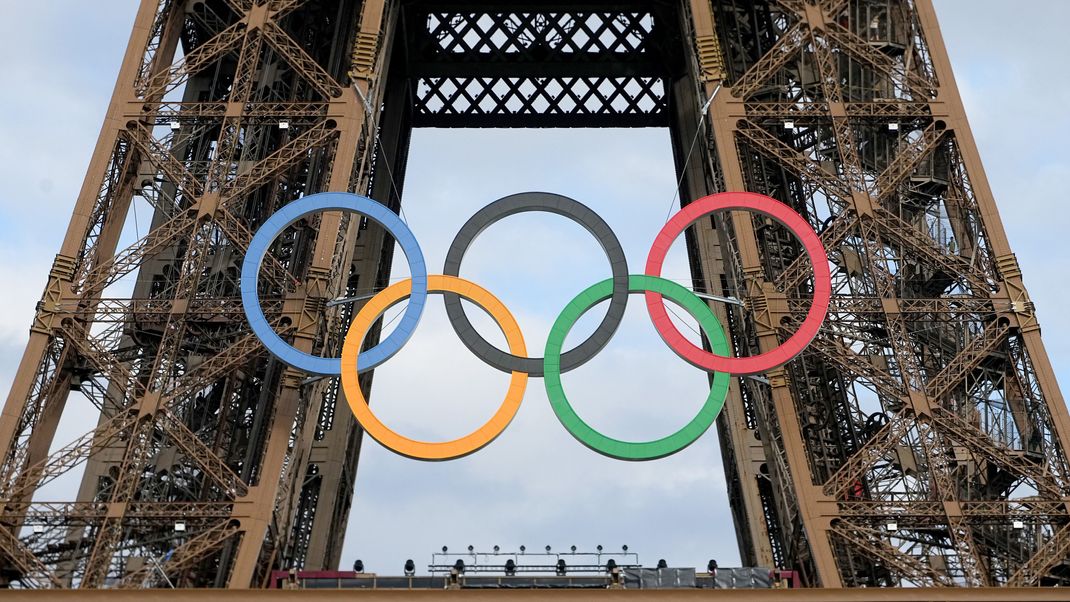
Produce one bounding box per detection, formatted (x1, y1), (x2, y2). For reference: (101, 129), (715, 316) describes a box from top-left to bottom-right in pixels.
(340, 275), (528, 461)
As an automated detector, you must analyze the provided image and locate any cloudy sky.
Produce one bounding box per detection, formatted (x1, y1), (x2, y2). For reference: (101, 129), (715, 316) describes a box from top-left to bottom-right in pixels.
(0, 0), (1068, 577)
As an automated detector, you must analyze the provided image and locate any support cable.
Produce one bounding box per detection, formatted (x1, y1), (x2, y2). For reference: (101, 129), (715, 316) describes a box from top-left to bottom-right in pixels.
(663, 85), (721, 224)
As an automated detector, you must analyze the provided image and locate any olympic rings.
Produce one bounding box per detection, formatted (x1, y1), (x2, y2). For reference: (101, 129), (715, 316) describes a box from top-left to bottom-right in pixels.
(341, 275), (528, 461)
(544, 275), (731, 461)
(241, 192), (428, 376)
(243, 190), (830, 461)
(644, 192), (831, 376)
(442, 192), (628, 377)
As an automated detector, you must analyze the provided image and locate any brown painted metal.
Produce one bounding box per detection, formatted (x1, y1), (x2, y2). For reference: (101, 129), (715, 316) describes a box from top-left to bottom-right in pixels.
(7, 589), (1070, 601)
(682, 0), (1070, 587)
(0, 0), (1068, 591)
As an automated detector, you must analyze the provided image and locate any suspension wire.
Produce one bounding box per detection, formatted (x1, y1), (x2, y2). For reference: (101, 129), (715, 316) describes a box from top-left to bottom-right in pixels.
(374, 133), (412, 227)
(663, 84), (721, 224)
(658, 275), (747, 298)
(353, 82), (412, 228)
(378, 303), (407, 335)
(663, 303), (703, 339)
(132, 196), (141, 240)
(652, 86), (728, 319)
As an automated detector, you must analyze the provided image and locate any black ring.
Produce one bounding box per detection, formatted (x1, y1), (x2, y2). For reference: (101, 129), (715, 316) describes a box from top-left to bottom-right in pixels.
(442, 192), (629, 377)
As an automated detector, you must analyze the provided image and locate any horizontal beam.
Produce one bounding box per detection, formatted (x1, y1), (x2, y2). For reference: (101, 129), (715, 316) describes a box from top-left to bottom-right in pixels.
(404, 1), (663, 11)
(10, 587), (1070, 600)
(408, 61), (666, 79)
(411, 112), (668, 128)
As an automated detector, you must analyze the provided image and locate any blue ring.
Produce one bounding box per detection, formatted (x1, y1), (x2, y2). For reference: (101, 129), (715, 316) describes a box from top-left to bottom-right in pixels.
(240, 192), (427, 376)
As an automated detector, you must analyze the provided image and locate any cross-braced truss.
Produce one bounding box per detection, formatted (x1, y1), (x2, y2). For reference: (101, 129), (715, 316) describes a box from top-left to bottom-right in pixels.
(689, 0), (1070, 587)
(0, 0), (1068, 590)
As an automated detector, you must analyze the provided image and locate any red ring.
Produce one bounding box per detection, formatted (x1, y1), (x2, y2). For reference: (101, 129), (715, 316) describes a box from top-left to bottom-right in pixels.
(644, 192), (831, 375)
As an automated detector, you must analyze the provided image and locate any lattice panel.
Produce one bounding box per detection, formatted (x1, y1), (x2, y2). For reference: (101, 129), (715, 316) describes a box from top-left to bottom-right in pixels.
(413, 76), (666, 127)
(408, 5), (672, 127)
(421, 11), (654, 60)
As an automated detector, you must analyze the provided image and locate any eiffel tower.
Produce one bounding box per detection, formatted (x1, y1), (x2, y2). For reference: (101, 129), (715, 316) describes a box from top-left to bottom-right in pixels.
(1, 0), (1069, 589)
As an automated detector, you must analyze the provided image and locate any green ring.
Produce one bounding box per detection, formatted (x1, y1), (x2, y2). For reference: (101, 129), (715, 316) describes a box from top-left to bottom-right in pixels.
(543, 274), (731, 461)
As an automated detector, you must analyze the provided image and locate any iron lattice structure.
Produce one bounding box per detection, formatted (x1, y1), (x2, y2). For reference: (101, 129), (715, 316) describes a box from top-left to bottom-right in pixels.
(0, 0), (1069, 589)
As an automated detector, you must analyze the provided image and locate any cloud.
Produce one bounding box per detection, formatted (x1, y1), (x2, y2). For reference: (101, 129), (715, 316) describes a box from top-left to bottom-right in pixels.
(0, 2), (137, 231)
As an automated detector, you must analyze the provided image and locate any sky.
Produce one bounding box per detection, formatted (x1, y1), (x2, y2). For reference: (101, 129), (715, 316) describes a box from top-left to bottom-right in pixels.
(0, 0), (1068, 578)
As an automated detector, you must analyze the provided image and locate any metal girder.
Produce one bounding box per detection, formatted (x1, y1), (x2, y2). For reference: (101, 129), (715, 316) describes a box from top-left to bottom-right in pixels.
(75, 210), (196, 297)
(146, 102), (329, 122)
(776, 214), (859, 292)
(187, 0), (234, 43)
(269, 0), (309, 20)
(132, 0), (178, 94)
(808, 25), (866, 194)
(127, 122), (204, 200)
(116, 520), (241, 588)
(74, 298), (283, 323)
(820, 22), (936, 101)
(914, 421), (987, 586)
(2, 502), (234, 522)
(926, 322), (1011, 402)
(138, 21), (248, 100)
(897, 297), (998, 315)
(80, 120), (333, 298)
(736, 119), (855, 205)
(1007, 522), (1070, 586)
(931, 407), (1067, 499)
(700, 0), (1070, 585)
(155, 410), (247, 498)
(0, 0), (359, 587)
(871, 207), (994, 293)
(206, 31), (264, 192)
(79, 417), (159, 588)
(730, 22), (807, 100)
(220, 0), (253, 18)
(213, 210), (299, 293)
(406, 4), (676, 128)
(803, 330), (907, 402)
(412, 76), (668, 128)
(790, 296), (998, 317)
(220, 119), (337, 202)
(771, 0), (806, 16)
(408, 9), (662, 77)
(838, 500), (1068, 526)
(823, 410), (913, 497)
(259, 21), (344, 99)
(55, 322), (138, 402)
(161, 330), (272, 409)
(820, 0), (849, 19)
(871, 123), (947, 202)
(829, 519), (954, 587)
(746, 101), (935, 120)
(0, 525), (64, 588)
(0, 410), (137, 505)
